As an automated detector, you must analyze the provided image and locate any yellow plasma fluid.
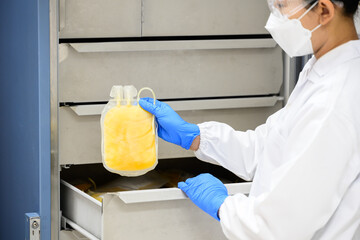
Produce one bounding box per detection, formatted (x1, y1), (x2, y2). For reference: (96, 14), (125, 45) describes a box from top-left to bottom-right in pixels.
(103, 105), (156, 172)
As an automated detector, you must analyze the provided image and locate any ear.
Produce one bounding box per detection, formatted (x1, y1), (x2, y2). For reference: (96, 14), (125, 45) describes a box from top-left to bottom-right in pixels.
(316, 0), (335, 25)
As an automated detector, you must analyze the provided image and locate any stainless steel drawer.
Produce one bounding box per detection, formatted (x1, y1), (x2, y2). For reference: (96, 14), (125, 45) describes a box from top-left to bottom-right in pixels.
(59, 40), (283, 103)
(142, 0), (270, 36)
(59, 99), (283, 165)
(61, 179), (252, 240)
(59, 0), (142, 38)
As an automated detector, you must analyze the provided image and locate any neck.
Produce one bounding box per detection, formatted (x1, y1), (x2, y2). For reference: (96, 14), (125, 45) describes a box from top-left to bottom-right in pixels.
(314, 16), (358, 59)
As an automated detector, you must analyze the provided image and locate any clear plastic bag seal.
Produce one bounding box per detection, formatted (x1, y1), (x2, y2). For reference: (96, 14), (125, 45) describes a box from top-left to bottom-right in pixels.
(100, 85), (158, 177)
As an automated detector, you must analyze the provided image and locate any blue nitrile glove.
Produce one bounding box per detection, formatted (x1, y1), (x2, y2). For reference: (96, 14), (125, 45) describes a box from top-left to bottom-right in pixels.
(178, 173), (228, 221)
(139, 98), (200, 150)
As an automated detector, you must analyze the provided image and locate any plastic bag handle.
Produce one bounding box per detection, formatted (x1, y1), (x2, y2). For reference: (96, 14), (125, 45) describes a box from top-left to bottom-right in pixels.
(137, 87), (156, 104)
(137, 87), (156, 130)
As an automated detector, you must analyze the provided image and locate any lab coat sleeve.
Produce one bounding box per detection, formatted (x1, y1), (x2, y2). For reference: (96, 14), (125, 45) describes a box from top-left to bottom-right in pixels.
(218, 109), (359, 240)
(194, 110), (282, 181)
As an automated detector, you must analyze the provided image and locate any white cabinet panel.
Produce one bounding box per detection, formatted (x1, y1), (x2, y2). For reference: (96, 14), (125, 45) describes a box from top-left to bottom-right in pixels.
(142, 0), (270, 36)
(59, 0), (141, 38)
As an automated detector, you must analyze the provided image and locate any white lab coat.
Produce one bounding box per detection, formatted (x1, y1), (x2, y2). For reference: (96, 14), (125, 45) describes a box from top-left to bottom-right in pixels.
(195, 40), (360, 240)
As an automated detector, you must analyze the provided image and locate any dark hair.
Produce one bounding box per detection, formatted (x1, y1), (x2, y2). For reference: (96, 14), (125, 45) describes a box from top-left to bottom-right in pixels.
(335, 0), (360, 15)
(307, 0), (359, 16)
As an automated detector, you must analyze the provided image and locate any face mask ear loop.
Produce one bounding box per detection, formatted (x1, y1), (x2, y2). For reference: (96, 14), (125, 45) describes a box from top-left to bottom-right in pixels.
(311, 24), (322, 33)
(298, 1), (319, 20)
(137, 87), (156, 130)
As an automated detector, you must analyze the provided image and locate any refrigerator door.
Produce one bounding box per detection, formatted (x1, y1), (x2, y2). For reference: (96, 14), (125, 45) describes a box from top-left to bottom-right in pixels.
(0, 1), (51, 239)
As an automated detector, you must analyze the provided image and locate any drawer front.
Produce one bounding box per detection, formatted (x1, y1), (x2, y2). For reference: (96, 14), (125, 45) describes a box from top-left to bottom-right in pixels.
(103, 195), (226, 240)
(142, 0), (270, 36)
(61, 180), (252, 240)
(59, 41), (283, 103)
(59, 101), (282, 165)
(59, 0), (141, 38)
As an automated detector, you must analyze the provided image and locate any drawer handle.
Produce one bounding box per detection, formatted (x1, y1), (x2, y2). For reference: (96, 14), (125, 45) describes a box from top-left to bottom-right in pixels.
(115, 182), (252, 204)
(69, 39), (277, 53)
(162, 96), (283, 111)
(68, 97), (284, 116)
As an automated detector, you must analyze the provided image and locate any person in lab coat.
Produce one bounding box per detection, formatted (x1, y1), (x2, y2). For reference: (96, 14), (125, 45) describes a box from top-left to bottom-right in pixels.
(139, 0), (360, 239)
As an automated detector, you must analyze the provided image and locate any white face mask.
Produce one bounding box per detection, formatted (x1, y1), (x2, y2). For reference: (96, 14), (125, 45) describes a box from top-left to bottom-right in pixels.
(265, 1), (322, 58)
